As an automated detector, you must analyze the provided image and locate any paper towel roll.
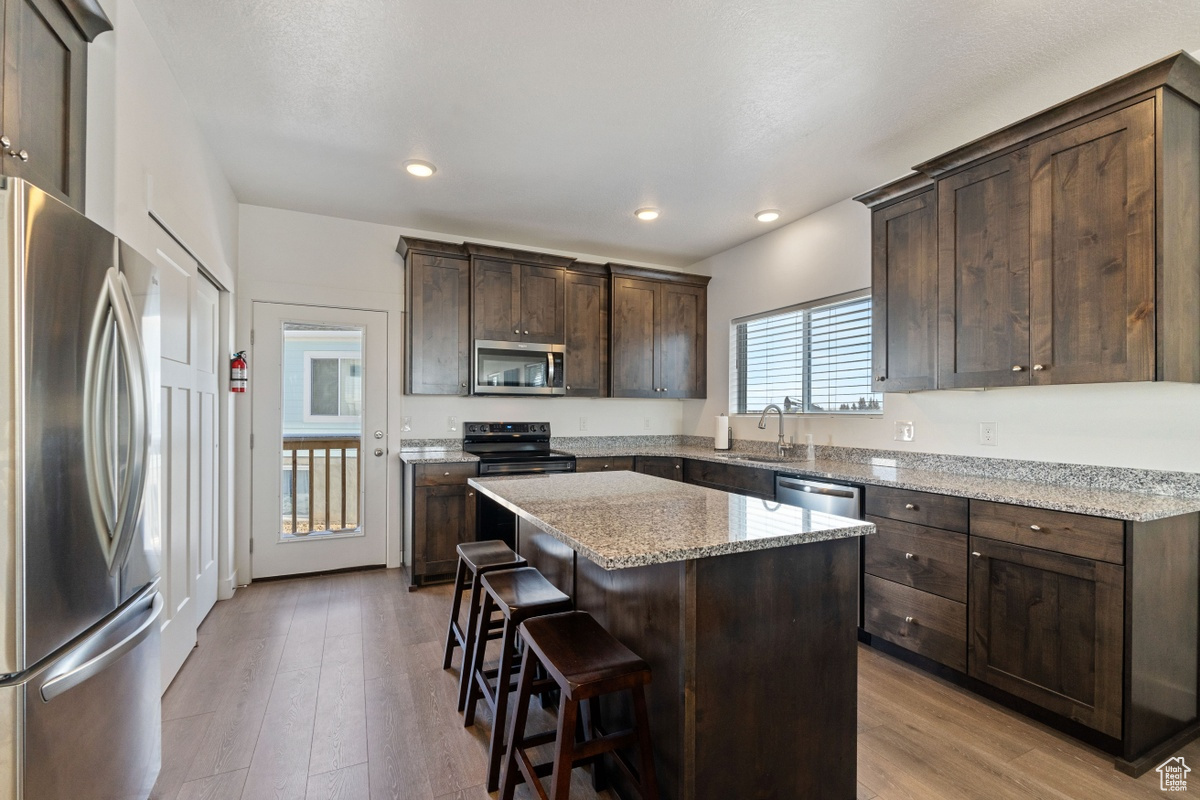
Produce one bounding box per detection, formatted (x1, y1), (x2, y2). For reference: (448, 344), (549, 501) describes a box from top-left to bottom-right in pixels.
(714, 414), (731, 450)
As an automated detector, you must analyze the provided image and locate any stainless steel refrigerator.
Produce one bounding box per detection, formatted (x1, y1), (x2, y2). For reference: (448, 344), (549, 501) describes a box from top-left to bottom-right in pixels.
(0, 179), (162, 799)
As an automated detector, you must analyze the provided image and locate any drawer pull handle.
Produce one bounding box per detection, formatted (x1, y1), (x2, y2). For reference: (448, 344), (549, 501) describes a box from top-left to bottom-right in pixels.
(971, 551), (981, 557)
(1029, 524), (1042, 532)
(904, 552), (915, 560)
(904, 616), (915, 624)
(904, 503), (916, 510)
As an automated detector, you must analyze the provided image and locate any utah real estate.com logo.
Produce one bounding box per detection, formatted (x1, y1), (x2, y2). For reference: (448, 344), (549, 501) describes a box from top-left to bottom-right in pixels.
(1159, 756), (1191, 792)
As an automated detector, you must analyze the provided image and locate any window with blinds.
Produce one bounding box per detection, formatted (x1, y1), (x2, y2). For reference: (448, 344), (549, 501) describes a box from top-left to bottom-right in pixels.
(731, 291), (882, 415)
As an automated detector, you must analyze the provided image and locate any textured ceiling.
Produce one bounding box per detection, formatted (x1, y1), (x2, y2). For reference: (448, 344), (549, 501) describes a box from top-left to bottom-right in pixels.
(136, 0), (1200, 266)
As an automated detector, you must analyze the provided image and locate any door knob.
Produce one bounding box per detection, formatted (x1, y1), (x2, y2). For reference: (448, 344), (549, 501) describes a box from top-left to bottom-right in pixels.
(374, 448), (384, 457)
(374, 430), (384, 439)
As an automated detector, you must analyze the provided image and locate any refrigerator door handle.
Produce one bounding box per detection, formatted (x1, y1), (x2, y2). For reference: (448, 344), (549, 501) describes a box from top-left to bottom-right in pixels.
(39, 591), (162, 703)
(108, 270), (150, 575)
(83, 288), (118, 549)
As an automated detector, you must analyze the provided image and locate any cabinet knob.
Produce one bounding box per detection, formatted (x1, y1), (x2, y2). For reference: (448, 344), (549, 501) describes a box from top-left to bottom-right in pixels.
(1032, 364), (1045, 371)
(904, 616), (915, 624)
(566, 385), (571, 390)
(468, 492), (474, 497)
(971, 551), (981, 557)
(461, 382), (467, 388)
(524, 330), (529, 335)
(904, 503), (916, 510)
(1029, 524), (1042, 532)
(904, 552), (914, 560)
(444, 471), (450, 476)
(876, 376), (886, 382)
(602, 464), (609, 469)
(675, 465), (680, 469)
(1011, 365), (1024, 372)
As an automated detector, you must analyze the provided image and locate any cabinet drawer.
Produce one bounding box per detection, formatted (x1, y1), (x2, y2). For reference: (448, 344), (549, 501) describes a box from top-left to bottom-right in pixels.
(415, 462), (478, 487)
(970, 500), (1124, 564)
(865, 486), (968, 532)
(683, 459), (774, 498)
(864, 575), (966, 671)
(575, 456), (635, 473)
(864, 516), (967, 602)
(635, 456), (684, 480)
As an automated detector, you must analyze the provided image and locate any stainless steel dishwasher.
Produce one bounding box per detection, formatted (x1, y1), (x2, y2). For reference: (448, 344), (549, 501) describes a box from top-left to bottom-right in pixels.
(774, 475), (863, 519)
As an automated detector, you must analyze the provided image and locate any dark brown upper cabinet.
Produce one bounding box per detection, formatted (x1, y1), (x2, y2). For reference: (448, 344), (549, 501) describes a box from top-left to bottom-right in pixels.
(937, 151), (1031, 388)
(399, 239), (471, 395)
(1028, 100), (1157, 386)
(1, 0), (111, 212)
(469, 245), (570, 345)
(610, 265), (709, 399)
(856, 177), (938, 393)
(859, 51), (1200, 390)
(563, 264), (608, 397)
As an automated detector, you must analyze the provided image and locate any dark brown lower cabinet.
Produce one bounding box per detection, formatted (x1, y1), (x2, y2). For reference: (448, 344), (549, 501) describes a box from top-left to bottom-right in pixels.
(408, 463), (477, 587)
(574, 456), (634, 473)
(681, 458), (774, 499)
(864, 574), (967, 671)
(634, 456), (683, 480)
(967, 535), (1124, 737)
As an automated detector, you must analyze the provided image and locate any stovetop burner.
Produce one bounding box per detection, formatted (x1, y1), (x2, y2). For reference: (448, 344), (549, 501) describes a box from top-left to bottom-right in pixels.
(463, 421), (575, 475)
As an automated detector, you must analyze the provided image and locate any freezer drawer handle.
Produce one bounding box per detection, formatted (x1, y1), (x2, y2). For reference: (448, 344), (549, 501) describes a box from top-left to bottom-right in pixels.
(40, 592), (162, 703)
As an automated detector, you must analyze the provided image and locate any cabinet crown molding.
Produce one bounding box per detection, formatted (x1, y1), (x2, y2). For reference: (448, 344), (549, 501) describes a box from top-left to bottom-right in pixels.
(396, 236), (468, 259)
(853, 174), (934, 208)
(608, 262), (712, 286)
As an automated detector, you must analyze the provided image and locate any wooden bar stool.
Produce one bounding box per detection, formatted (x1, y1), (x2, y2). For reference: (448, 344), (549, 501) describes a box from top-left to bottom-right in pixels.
(441, 540), (525, 712)
(464, 567), (572, 792)
(500, 611), (659, 800)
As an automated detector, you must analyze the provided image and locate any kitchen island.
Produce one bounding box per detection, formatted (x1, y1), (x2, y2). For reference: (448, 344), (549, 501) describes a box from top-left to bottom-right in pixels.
(469, 471), (875, 800)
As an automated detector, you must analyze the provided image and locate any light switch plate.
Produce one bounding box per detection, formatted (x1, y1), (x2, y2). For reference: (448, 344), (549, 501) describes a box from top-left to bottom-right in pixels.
(894, 421), (915, 442)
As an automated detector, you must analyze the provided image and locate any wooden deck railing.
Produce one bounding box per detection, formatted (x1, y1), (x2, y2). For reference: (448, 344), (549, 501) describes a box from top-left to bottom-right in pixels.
(281, 435), (360, 535)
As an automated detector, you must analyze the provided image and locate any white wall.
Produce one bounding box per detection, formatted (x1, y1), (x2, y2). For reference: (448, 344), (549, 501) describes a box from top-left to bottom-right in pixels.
(86, 0), (241, 595)
(683, 200), (1200, 474)
(235, 205), (688, 577)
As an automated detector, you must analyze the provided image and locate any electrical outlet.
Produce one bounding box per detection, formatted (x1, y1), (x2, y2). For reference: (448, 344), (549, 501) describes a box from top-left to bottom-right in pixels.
(643, 417), (651, 430)
(894, 421), (915, 442)
(579, 416), (588, 432)
(980, 422), (997, 446)
(401, 416), (412, 432)
(447, 416), (457, 432)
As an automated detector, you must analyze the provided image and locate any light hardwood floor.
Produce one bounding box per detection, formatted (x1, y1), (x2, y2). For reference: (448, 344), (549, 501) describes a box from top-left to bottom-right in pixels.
(152, 568), (1197, 799)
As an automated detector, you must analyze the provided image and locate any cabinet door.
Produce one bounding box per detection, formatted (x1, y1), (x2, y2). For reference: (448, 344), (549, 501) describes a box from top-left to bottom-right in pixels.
(634, 456), (683, 480)
(413, 484), (474, 579)
(871, 190), (939, 392)
(564, 271), (608, 396)
(611, 276), (659, 397)
(1029, 100), (1156, 385)
(659, 282), (707, 398)
(473, 258), (521, 341)
(938, 151), (1031, 388)
(407, 253), (470, 394)
(968, 537), (1123, 737)
(2, 0), (88, 209)
(519, 264), (565, 343)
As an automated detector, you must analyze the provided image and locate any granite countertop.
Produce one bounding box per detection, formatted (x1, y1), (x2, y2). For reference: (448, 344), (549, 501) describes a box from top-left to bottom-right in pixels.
(469, 471), (874, 570)
(402, 441), (1200, 522)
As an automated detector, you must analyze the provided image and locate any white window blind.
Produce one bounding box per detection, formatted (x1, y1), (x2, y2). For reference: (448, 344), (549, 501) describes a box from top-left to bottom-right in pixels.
(731, 291), (882, 415)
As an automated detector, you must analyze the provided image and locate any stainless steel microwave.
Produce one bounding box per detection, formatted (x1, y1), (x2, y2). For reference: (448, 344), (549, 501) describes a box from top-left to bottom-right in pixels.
(473, 340), (566, 396)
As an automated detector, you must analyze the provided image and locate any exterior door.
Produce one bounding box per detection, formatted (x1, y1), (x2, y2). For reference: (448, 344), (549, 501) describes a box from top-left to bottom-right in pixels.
(250, 303), (388, 578)
(1028, 99), (1157, 385)
(150, 226), (221, 688)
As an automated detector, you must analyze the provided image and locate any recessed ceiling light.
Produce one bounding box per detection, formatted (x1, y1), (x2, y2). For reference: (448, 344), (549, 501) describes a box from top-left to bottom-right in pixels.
(404, 160), (436, 177)
(634, 207), (660, 221)
(755, 209), (781, 223)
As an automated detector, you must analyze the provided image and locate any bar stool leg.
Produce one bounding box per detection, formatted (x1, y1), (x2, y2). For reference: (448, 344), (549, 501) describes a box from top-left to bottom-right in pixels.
(631, 686), (660, 800)
(457, 577), (486, 712)
(499, 648), (537, 800)
(485, 616), (521, 791)
(549, 696), (579, 800)
(581, 696), (607, 792)
(463, 591), (494, 727)
(441, 559), (468, 670)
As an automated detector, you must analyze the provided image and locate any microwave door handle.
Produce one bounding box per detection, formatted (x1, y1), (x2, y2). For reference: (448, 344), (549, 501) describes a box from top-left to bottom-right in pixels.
(547, 352), (554, 388)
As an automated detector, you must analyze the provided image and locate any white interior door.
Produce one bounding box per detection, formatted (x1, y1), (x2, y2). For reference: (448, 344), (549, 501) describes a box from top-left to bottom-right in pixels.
(250, 302), (388, 578)
(150, 225), (222, 688)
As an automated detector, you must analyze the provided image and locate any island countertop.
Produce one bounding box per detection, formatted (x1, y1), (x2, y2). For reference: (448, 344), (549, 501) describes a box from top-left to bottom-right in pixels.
(469, 470), (874, 569)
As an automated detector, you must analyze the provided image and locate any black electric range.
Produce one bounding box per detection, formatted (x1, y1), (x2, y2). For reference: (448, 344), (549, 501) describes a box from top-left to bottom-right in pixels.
(462, 421), (576, 476)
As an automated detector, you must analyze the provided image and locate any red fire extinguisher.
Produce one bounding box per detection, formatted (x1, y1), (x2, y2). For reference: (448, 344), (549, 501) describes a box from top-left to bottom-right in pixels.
(230, 351), (248, 393)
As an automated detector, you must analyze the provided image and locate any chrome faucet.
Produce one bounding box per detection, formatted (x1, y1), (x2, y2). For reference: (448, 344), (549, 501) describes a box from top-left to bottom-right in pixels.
(757, 404), (793, 458)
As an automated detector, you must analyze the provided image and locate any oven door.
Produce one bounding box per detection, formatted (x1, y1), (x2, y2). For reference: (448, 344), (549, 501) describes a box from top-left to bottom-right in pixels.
(473, 340), (565, 395)
(477, 459), (576, 476)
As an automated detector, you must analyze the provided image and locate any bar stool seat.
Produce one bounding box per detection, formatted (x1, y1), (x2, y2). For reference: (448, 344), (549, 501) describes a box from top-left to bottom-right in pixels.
(441, 541), (525, 711)
(500, 611), (658, 800)
(464, 567), (572, 792)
